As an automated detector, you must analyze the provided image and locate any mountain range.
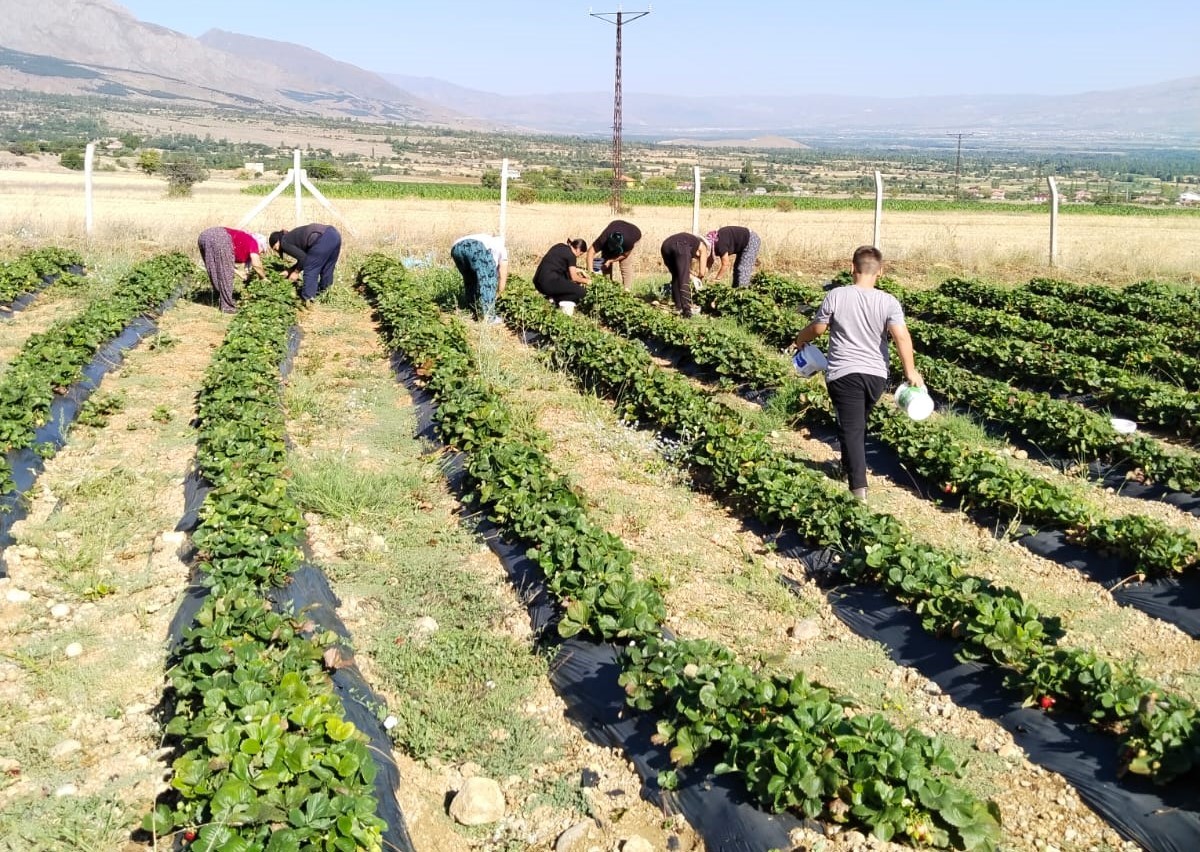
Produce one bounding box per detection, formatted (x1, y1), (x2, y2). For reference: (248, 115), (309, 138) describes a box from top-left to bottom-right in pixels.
(0, 0), (1196, 144)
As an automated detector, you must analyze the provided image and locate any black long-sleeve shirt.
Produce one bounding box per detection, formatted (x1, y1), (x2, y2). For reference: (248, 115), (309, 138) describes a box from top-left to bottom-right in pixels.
(277, 223), (329, 267)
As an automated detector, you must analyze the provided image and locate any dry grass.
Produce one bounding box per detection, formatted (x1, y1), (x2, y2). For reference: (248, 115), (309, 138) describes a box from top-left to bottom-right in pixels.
(2, 168), (1198, 285)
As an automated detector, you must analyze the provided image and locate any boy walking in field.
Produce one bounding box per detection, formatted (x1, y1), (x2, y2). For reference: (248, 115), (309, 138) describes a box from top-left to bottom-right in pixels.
(792, 246), (923, 500)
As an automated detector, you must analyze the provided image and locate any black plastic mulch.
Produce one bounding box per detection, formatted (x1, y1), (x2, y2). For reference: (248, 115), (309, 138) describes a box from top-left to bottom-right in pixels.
(515, 331), (1200, 850)
(390, 355), (808, 852)
(0, 286), (170, 578)
(161, 325), (415, 852)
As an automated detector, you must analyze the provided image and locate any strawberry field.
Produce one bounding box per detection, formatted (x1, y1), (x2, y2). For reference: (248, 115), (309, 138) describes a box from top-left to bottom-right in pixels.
(0, 243), (1198, 852)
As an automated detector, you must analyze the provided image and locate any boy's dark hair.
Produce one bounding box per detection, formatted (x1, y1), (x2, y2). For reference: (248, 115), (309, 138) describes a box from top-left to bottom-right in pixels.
(851, 245), (883, 273)
(268, 230), (286, 251)
(601, 231), (625, 259)
(568, 238), (587, 252)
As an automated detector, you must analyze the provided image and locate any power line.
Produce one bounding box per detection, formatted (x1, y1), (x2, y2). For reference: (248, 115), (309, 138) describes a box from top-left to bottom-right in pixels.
(947, 132), (974, 199)
(590, 7), (650, 213)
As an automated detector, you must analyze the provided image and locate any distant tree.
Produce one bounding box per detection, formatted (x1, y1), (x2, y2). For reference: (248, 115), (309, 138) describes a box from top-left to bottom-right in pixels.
(60, 148), (85, 170)
(137, 150), (162, 175)
(480, 168), (501, 189)
(706, 174), (735, 192)
(162, 159), (209, 197)
(522, 170), (549, 189)
(643, 176), (675, 191)
(348, 168), (373, 184)
(305, 160), (341, 180)
(739, 158), (755, 187)
(512, 186), (537, 204)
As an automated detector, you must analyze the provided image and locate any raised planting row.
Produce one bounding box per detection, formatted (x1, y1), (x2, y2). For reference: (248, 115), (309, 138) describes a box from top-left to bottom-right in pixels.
(709, 278), (1200, 493)
(676, 281), (1200, 574)
(356, 253), (1003, 849)
(746, 271), (1200, 442)
(145, 274), (387, 851)
(909, 357), (1200, 493)
(498, 280), (1200, 786)
(0, 252), (193, 495)
(0, 246), (83, 304)
(1028, 277), (1200, 329)
(938, 278), (1200, 360)
(909, 320), (1200, 442)
(903, 288), (1200, 391)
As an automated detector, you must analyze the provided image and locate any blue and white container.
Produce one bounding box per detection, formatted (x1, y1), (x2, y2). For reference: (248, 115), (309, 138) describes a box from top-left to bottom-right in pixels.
(791, 344), (828, 377)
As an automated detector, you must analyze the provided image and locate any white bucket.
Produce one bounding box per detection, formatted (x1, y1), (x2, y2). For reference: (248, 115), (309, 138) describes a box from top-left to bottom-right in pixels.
(558, 301), (576, 316)
(895, 382), (934, 421)
(1110, 417), (1137, 435)
(791, 343), (828, 377)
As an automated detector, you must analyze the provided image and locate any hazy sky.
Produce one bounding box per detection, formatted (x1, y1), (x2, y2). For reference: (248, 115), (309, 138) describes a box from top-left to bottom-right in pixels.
(116, 0), (1199, 98)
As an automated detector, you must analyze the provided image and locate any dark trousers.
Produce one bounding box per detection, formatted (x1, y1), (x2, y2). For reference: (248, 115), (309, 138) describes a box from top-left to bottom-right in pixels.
(826, 373), (887, 490)
(661, 238), (695, 317)
(536, 277), (586, 303)
(301, 227), (342, 301)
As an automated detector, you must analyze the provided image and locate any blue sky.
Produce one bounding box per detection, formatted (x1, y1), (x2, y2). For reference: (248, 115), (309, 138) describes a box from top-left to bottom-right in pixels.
(116, 0), (1199, 98)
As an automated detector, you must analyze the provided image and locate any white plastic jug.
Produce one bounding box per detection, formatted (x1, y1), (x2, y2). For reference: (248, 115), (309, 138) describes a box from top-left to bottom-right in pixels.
(895, 382), (934, 421)
(791, 343), (828, 377)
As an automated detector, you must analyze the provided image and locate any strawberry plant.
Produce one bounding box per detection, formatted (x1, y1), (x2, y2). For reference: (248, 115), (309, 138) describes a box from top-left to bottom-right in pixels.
(357, 254), (1003, 849)
(0, 252), (193, 496)
(710, 277), (1200, 492)
(150, 273), (386, 851)
(905, 288), (1200, 390)
(0, 246), (83, 304)
(591, 278), (1200, 578)
(938, 277), (1200, 360)
(501, 277), (1200, 786)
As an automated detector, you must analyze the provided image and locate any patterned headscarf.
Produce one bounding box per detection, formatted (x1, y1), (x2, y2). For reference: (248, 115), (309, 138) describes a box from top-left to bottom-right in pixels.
(705, 230), (719, 251)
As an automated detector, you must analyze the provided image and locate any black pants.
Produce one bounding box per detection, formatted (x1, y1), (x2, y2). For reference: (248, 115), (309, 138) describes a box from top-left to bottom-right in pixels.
(826, 373), (887, 490)
(660, 238), (695, 317)
(536, 277), (586, 303)
(301, 227), (342, 301)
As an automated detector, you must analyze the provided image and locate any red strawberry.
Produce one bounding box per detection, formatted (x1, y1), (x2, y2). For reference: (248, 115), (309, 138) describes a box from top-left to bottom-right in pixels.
(183, 830), (197, 843)
(1039, 695), (1056, 710)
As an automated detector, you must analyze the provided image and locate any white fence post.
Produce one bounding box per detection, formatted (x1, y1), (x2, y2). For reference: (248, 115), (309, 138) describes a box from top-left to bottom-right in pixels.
(238, 170), (294, 229)
(298, 173), (357, 237)
(692, 165), (701, 234)
(84, 142), (96, 236)
(1047, 176), (1060, 267)
(873, 170), (883, 250)
(240, 151), (358, 236)
(500, 158), (509, 242)
(293, 150), (303, 225)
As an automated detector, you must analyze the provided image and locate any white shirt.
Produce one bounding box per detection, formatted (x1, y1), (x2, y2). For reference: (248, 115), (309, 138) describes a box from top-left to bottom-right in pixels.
(454, 233), (508, 265)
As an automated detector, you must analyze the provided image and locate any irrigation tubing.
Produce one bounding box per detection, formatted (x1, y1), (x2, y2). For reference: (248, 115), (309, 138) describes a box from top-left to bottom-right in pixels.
(388, 355), (807, 852)
(519, 328), (1200, 851)
(163, 325), (416, 852)
(0, 285), (171, 579)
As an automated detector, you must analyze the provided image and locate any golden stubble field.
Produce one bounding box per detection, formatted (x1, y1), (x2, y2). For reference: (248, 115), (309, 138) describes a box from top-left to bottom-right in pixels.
(2, 167), (1198, 285)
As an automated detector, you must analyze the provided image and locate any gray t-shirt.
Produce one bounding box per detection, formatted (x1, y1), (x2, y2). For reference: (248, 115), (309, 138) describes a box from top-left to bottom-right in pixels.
(812, 285), (906, 382)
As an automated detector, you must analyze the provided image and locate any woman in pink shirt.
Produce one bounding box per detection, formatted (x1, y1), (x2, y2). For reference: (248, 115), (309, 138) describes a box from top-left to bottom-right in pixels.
(197, 227), (267, 313)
